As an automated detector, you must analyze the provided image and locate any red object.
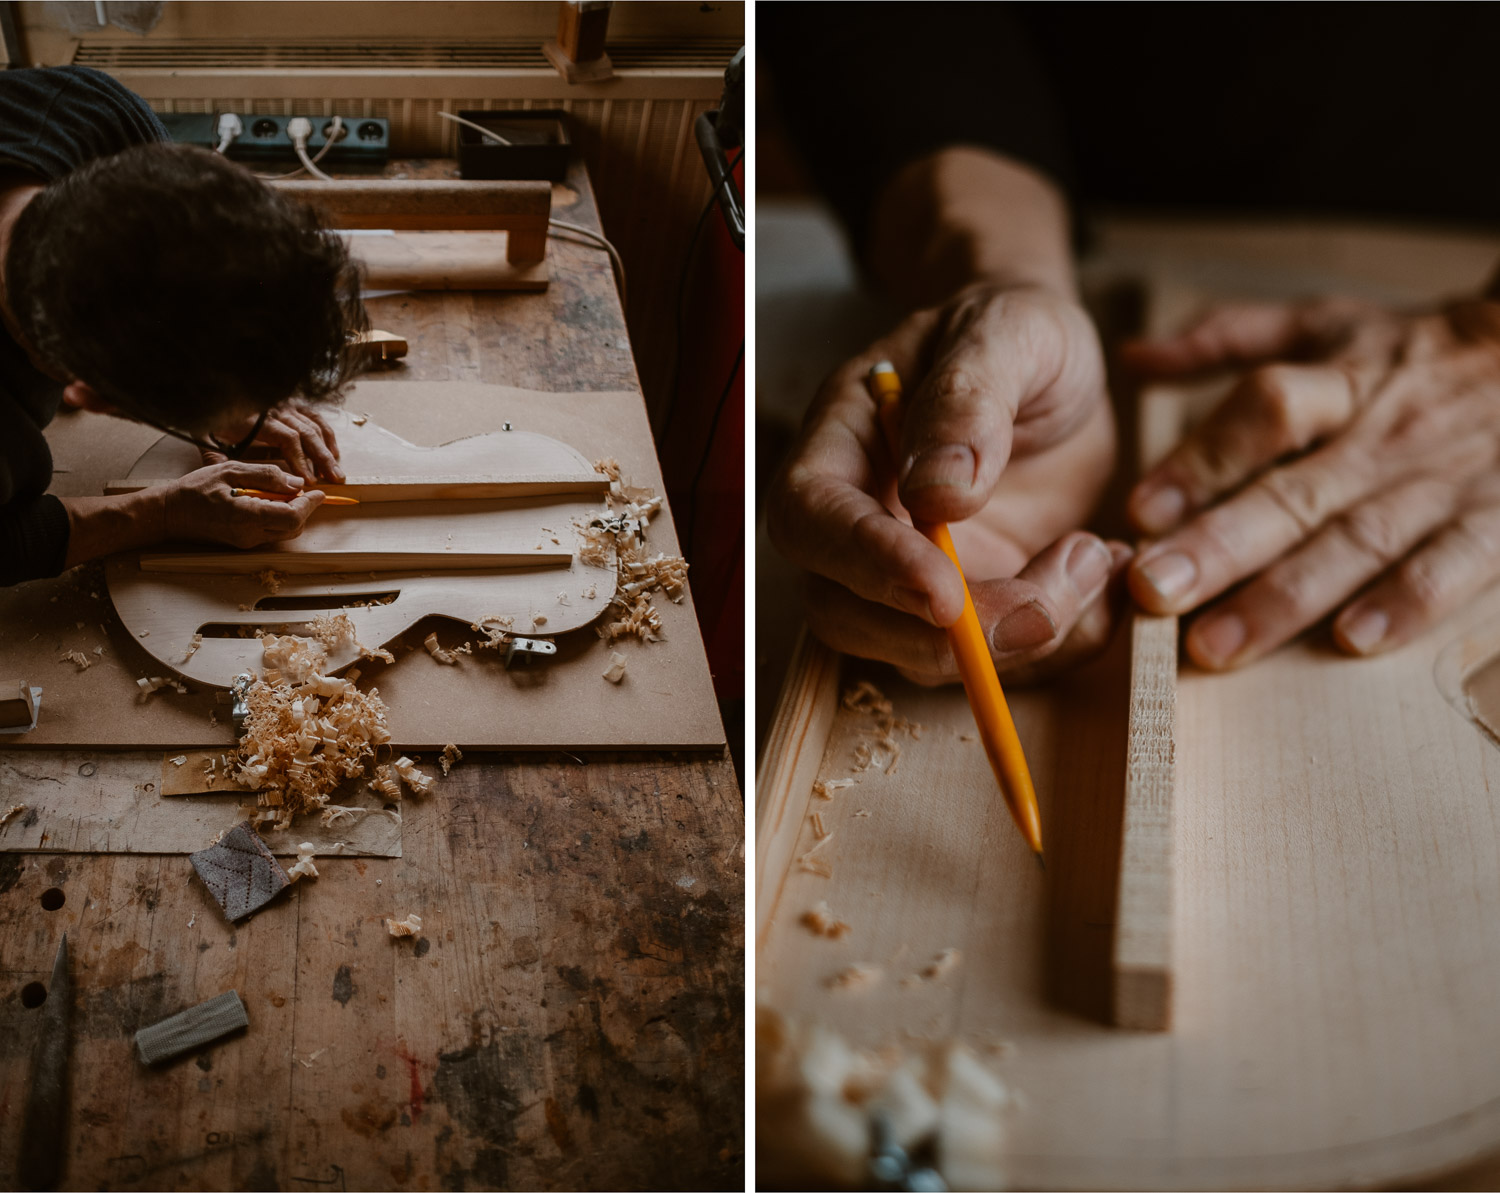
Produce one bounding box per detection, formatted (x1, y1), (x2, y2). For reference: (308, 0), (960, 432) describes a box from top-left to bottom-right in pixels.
(660, 154), (745, 704)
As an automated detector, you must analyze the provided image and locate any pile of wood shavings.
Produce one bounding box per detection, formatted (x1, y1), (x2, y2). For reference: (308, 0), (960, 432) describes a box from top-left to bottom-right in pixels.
(423, 632), (470, 665)
(60, 650), (91, 670)
(578, 460), (689, 648)
(843, 680), (921, 775)
(234, 616), (395, 829)
(802, 901), (851, 939)
(757, 1004), (1012, 1191)
(386, 912), (422, 937)
(286, 843), (319, 881)
(440, 743), (462, 775)
(137, 675), (187, 700)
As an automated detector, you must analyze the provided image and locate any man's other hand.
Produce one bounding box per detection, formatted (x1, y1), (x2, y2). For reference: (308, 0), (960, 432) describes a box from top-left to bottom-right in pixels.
(201, 401), (344, 483)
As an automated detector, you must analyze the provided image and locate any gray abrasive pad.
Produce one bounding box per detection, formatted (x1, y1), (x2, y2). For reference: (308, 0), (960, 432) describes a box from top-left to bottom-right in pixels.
(190, 820), (290, 922)
(136, 990), (249, 1065)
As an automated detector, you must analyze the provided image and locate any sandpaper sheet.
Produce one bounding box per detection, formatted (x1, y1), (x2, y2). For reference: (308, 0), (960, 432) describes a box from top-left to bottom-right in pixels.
(0, 382), (724, 750)
(0, 749), (401, 856)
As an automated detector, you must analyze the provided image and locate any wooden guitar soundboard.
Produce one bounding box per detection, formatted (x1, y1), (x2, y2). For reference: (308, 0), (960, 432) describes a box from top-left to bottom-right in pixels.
(105, 413), (617, 688)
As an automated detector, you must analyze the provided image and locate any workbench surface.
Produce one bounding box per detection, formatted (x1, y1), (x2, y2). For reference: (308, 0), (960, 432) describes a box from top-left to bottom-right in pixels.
(0, 158), (744, 1191)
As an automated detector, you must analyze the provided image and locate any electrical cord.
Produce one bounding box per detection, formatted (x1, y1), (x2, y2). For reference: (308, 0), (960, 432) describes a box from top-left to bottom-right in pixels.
(687, 338), (744, 551)
(251, 115), (344, 181)
(437, 109), (513, 145)
(215, 112), (242, 155)
(657, 146), (744, 439)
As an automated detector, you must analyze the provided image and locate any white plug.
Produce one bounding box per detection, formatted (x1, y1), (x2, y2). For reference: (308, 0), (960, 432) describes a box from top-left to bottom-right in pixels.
(285, 116), (314, 147)
(214, 112), (243, 154)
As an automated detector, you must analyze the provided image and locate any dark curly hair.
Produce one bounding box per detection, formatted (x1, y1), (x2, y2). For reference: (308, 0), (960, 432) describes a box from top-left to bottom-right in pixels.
(6, 142), (366, 431)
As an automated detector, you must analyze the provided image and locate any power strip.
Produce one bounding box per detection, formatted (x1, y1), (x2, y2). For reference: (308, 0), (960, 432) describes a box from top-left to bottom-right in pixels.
(159, 112), (391, 169)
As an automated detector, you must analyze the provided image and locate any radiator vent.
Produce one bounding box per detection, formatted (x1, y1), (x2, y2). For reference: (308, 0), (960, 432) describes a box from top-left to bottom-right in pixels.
(75, 39), (740, 71)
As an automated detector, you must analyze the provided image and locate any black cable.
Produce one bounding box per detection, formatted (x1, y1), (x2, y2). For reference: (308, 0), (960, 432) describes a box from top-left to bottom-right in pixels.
(687, 338), (744, 554)
(656, 147), (744, 441)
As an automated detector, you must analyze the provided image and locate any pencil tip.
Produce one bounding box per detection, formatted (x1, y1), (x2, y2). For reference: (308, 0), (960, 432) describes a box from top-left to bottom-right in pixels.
(1035, 852), (1046, 872)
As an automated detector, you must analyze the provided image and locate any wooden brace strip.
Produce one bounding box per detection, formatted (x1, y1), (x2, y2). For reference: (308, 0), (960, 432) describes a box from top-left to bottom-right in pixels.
(139, 550), (573, 575)
(105, 474), (610, 502)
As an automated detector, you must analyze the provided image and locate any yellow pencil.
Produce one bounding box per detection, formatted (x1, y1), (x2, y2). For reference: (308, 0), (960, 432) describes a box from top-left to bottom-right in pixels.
(867, 361), (1045, 865)
(231, 487), (360, 506)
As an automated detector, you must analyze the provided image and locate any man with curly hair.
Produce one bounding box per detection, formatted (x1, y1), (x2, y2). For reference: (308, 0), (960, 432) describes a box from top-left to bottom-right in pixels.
(0, 66), (365, 587)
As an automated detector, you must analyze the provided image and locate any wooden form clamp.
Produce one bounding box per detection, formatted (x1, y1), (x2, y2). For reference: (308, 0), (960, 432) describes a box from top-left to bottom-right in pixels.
(273, 178), (552, 264)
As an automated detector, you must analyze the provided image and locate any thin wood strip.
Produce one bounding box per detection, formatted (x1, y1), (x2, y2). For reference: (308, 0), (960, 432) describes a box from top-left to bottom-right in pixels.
(138, 550), (572, 574)
(754, 627), (841, 946)
(105, 474), (609, 501)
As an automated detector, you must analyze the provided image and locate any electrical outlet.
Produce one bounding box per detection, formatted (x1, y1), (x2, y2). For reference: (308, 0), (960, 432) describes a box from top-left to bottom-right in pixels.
(158, 113), (391, 170)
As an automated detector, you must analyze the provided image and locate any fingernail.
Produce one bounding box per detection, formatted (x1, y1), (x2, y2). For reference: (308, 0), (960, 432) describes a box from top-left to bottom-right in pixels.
(1134, 485), (1186, 533)
(1066, 537), (1111, 595)
(902, 445), (976, 493)
(992, 599), (1056, 653)
(1192, 613), (1247, 667)
(1136, 551), (1197, 602)
(1338, 607), (1388, 654)
(892, 586), (936, 624)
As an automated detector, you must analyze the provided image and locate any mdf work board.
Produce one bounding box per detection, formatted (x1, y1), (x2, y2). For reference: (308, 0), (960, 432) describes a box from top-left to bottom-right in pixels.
(0, 381), (724, 751)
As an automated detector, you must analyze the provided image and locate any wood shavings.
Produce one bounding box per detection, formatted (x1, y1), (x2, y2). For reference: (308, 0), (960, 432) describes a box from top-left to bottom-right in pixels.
(440, 743), (462, 776)
(922, 949), (962, 981)
(757, 1004), (1013, 1191)
(386, 912), (422, 937)
(796, 852), (833, 878)
(60, 650), (91, 670)
(137, 676), (186, 700)
(813, 777), (854, 800)
(350, 412), (368, 425)
(801, 901), (851, 939)
(470, 616), (514, 652)
(810, 811), (829, 840)
(557, 590), (570, 605)
(843, 681), (894, 717)
(181, 633), (203, 663)
(235, 631), (392, 829)
(393, 755), (434, 796)
(169, 755), (187, 767)
(602, 651), (627, 684)
(137, 630), (149, 638)
(0, 804), (24, 829)
(256, 569), (286, 594)
(825, 964), (881, 991)
(286, 842), (319, 881)
(369, 763), (402, 801)
(298, 1046), (330, 1067)
(92, 646), (104, 657)
(582, 584), (597, 600)
(424, 632), (461, 665)
(532, 613), (548, 627)
(854, 808), (871, 818)
(843, 680), (916, 775)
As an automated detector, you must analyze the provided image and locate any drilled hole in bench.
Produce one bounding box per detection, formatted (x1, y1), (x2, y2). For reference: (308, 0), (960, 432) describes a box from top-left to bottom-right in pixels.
(39, 888), (64, 911)
(20, 982), (45, 1008)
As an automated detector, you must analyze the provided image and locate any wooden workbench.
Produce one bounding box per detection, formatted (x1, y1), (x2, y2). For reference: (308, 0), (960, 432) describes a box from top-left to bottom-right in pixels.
(0, 158), (744, 1191)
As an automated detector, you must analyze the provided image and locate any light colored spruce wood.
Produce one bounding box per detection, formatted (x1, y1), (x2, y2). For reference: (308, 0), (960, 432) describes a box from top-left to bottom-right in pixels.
(343, 232), (551, 291)
(754, 627), (841, 945)
(137, 549), (572, 575)
(106, 474), (608, 502)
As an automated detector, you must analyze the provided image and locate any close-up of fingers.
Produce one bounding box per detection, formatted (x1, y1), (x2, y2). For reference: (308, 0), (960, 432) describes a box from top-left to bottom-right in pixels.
(233, 463), (303, 492)
(1185, 480), (1458, 668)
(1333, 506), (1500, 656)
(896, 356), (1016, 523)
(1120, 303), (1300, 375)
(973, 532), (1114, 656)
(1130, 363), (1356, 535)
(768, 473), (963, 623)
(1131, 441), (1374, 615)
(801, 573), (955, 680)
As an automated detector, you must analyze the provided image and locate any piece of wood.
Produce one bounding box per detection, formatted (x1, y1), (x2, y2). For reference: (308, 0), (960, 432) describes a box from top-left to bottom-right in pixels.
(754, 628), (840, 946)
(3, 382), (723, 749)
(0, 749), (400, 856)
(135, 991), (249, 1065)
(344, 232), (551, 292)
(542, 40), (616, 84)
(106, 474), (607, 502)
(0, 680), (36, 729)
(137, 549), (573, 575)
(160, 750), (257, 797)
(274, 179), (551, 263)
(1108, 286), (1196, 1031)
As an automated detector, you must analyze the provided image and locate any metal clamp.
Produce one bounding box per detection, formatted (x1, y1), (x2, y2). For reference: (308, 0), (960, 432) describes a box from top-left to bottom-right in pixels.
(230, 673), (254, 734)
(504, 637), (557, 669)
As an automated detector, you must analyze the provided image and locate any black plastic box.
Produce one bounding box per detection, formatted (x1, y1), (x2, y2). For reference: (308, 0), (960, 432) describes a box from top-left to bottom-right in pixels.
(455, 109), (573, 182)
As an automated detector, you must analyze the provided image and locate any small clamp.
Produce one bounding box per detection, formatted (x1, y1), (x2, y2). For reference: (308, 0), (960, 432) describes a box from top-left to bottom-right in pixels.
(869, 1113), (946, 1193)
(229, 673), (254, 735)
(504, 637), (557, 669)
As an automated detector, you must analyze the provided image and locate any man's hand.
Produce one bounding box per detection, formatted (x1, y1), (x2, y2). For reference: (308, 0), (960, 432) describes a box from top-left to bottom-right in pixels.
(202, 401), (344, 483)
(768, 282), (1126, 684)
(1123, 297), (1500, 667)
(164, 461), (325, 548)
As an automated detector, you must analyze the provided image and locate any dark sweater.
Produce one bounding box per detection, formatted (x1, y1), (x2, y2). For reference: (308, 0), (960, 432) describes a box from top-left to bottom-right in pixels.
(0, 66), (165, 587)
